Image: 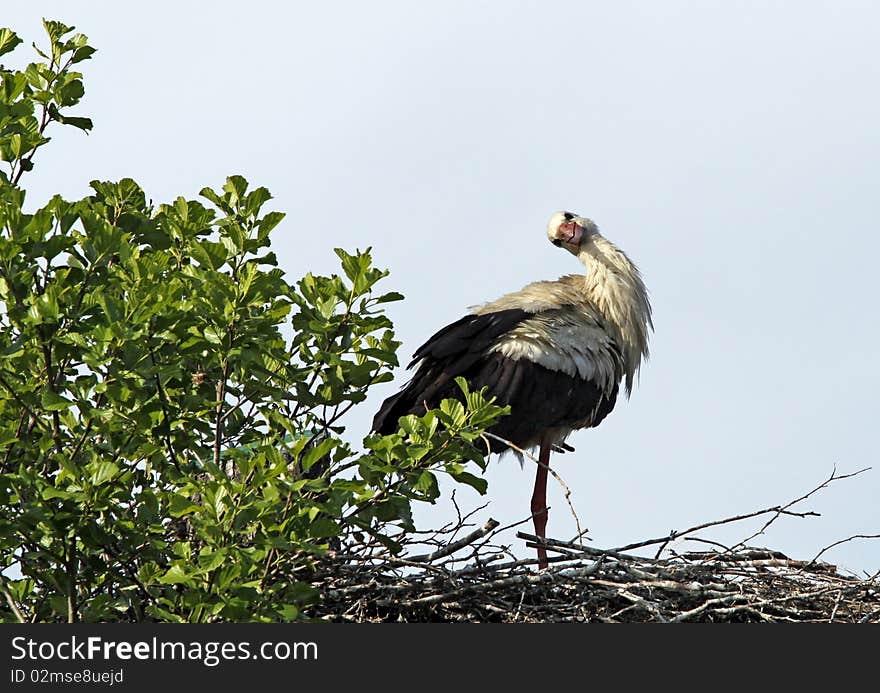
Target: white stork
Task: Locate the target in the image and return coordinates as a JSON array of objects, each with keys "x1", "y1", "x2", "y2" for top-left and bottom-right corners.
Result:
[{"x1": 372, "y1": 211, "x2": 652, "y2": 568}]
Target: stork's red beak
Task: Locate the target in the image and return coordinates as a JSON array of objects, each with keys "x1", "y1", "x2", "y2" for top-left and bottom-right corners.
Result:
[{"x1": 555, "y1": 221, "x2": 583, "y2": 247}]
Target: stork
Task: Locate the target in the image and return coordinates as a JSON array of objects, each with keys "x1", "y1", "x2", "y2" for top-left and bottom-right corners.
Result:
[{"x1": 372, "y1": 212, "x2": 652, "y2": 568}]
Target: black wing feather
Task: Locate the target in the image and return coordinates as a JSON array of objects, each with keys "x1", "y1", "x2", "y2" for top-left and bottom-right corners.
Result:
[
  {"x1": 372, "y1": 309, "x2": 530, "y2": 434},
  {"x1": 409, "y1": 309, "x2": 530, "y2": 366},
  {"x1": 372, "y1": 307, "x2": 620, "y2": 451},
  {"x1": 373, "y1": 309, "x2": 617, "y2": 452}
]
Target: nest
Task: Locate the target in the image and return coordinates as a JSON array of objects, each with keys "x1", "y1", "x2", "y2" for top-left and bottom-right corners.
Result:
[{"x1": 308, "y1": 468, "x2": 880, "y2": 622}]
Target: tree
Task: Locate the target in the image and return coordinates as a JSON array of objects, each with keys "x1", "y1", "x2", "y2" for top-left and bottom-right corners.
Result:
[{"x1": 0, "y1": 20, "x2": 505, "y2": 623}]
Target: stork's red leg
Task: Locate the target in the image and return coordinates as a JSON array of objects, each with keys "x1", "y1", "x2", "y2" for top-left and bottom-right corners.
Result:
[{"x1": 531, "y1": 440, "x2": 551, "y2": 569}]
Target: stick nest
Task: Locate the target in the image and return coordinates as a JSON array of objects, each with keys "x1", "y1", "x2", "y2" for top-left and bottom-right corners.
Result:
[{"x1": 308, "y1": 468, "x2": 880, "y2": 622}]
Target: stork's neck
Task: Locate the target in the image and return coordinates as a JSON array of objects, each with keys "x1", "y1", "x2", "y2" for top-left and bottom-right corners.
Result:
[{"x1": 578, "y1": 235, "x2": 652, "y2": 394}]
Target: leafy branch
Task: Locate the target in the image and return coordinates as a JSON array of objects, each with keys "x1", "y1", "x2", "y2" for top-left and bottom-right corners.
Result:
[
  {"x1": 0, "y1": 21, "x2": 93, "y2": 186},
  {"x1": 0, "y1": 19, "x2": 503, "y2": 623}
]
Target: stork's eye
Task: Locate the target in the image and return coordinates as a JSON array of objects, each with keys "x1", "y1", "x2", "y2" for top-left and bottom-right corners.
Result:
[
  {"x1": 563, "y1": 212, "x2": 574, "y2": 221},
  {"x1": 551, "y1": 239, "x2": 563, "y2": 247}
]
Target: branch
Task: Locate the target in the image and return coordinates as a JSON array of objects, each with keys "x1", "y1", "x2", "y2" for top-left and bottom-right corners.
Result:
[
  {"x1": 213, "y1": 360, "x2": 229, "y2": 468},
  {"x1": 11, "y1": 53, "x2": 76, "y2": 186},
  {"x1": 0, "y1": 576, "x2": 26, "y2": 623},
  {"x1": 148, "y1": 343, "x2": 177, "y2": 467},
  {"x1": 407, "y1": 519, "x2": 500, "y2": 563},
  {"x1": 698, "y1": 466, "x2": 869, "y2": 561},
  {"x1": 516, "y1": 531, "x2": 648, "y2": 563},
  {"x1": 807, "y1": 534, "x2": 880, "y2": 568},
  {"x1": 605, "y1": 466, "x2": 872, "y2": 558},
  {"x1": 66, "y1": 536, "x2": 78, "y2": 623},
  {"x1": 395, "y1": 562, "x2": 604, "y2": 607},
  {"x1": 0, "y1": 373, "x2": 47, "y2": 432}
]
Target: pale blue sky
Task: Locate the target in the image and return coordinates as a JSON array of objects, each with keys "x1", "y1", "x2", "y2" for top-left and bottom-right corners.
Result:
[{"x1": 7, "y1": 2, "x2": 879, "y2": 573}]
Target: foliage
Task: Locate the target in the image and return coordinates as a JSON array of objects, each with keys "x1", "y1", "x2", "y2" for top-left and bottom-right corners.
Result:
[{"x1": 0, "y1": 21, "x2": 505, "y2": 622}]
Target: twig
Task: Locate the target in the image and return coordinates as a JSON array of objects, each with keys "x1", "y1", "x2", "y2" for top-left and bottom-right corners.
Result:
[
  {"x1": 483, "y1": 432, "x2": 586, "y2": 545},
  {"x1": 619, "y1": 466, "x2": 870, "y2": 557},
  {"x1": 213, "y1": 360, "x2": 230, "y2": 468},
  {"x1": 0, "y1": 577, "x2": 26, "y2": 623},
  {"x1": 0, "y1": 372, "x2": 48, "y2": 432},
  {"x1": 397, "y1": 563, "x2": 603, "y2": 607},
  {"x1": 516, "y1": 531, "x2": 648, "y2": 563},
  {"x1": 858, "y1": 608, "x2": 880, "y2": 624},
  {"x1": 706, "y1": 466, "x2": 872, "y2": 561},
  {"x1": 829, "y1": 591, "x2": 844, "y2": 622},
  {"x1": 807, "y1": 534, "x2": 880, "y2": 568},
  {"x1": 407, "y1": 519, "x2": 501, "y2": 563}
]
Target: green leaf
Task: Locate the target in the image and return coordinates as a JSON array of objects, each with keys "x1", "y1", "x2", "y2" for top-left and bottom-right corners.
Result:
[
  {"x1": 57, "y1": 77, "x2": 85, "y2": 106},
  {"x1": 257, "y1": 211, "x2": 285, "y2": 238},
  {"x1": 413, "y1": 471, "x2": 438, "y2": 494},
  {"x1": 71, "y1": 45, "x2": 96, "y2": 64},
  {"x1": 8, "y1": 133, "x2": 22, "y2": 157},
  {"x1": 157, "y1": 565, "x2": 193, "y2": 585},
  {"x1": 91, "y1": 461, "x2": 119, "y2": 485},
  {"x1": 450, "y1": 470, "x2": 488, "y2": 495},
  {"x1": 42, "y1": 19, "x2": 74, "y2": 44},
  {"x1": 191, "y1": 240, "x2": 227, "y2": 270},
  {"x1": 244, "y1": 186, "x2": 271, "y2": 215},
  {"x1": 202, "y1": 325, "x2": 225, "y2": 344},
  {"x1": 48, "y1": 104, "x2": 93, "y2": 132},
  {"x1": 276, "y1": 604, "x2": 299, "y2": 621},
  {"x1": 223, "y1": 175, "x2": 249, "y2": 202},
  {"x1": 309, "y1": 518, "x2": 339, "y2": 537},
  {"x1": 168, "y1": 494, "x2": 202, "y2": 517},
  {"x1": 41, "y1": 390, "x2": 73, "y2": 411},
  {"x1": 41, "y1": 486, "x2": 69, "y2": 500},
  {"x1": 0, "y1": 28, "x2": 22, "y2": 57},
  {"x1": 301, "y1": 437, "x2": 337, "y2": 472},
  {"x1": 197, "y1": 549, "x2": 226, "y2": 572},
  {"x1": 439, "y1": 399, "x2": 466, "y2": 428},
  {"x1": 375, "y1": 291, "x2": 404, "y2": 304}
]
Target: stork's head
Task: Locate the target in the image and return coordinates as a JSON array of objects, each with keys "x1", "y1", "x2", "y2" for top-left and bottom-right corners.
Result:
[{"x1": 547, "y1": 211, "x2": 599, "y2": 255}]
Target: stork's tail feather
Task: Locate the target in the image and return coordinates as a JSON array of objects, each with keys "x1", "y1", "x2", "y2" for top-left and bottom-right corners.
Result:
[{"x1": 371, "y1": 389, "x2": 411, "y2": 435}]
